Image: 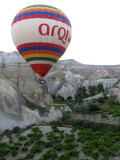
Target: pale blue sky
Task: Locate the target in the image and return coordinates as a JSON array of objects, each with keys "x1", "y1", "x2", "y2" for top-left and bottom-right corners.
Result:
[{"x1": 1, "y1": 0, "x2": 120, "y2": 65}]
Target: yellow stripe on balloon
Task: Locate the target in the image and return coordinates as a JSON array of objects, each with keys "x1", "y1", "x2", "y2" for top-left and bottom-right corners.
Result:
[
  {"x1": 23, "y1": 54, "x2": 59, "y2": 60},
  {"x1": 18, "y1": 6, "x2": 64, "y2": 15},
  {"x1": 28, "y1": 60, "x2": 55, "y2": 65}
]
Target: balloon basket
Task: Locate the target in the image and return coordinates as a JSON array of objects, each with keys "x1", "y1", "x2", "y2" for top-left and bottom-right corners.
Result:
[{"x1": 37, "y1": 79, "x2": 46, "y2": 84}]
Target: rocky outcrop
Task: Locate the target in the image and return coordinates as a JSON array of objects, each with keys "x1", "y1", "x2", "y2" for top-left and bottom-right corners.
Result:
[
  {"x1": 0, "y1": 52, "x2": 53, "y2": 107},
  {"x1": 84, "y1": 93, "x2": 104, "y2": 101},
  {"x1": 1, "y1": 51, "x2": 120, "y2": 100},
  {"x1": 0, "y1": 74, "x2": 46, "y2": 130},
  {"x1": 97, "y1": 78, "x2": 119, "y2": 88},
  {"x1": 107, "y1": 88, "x2": 120, "y2": 102},
  {"x1": 46, "y1": 71, "x2": 83, "y2": 99},
  {"x1": 0, "y1": 74, "x2": 26, "y2": 130},
  {"x1": 0, "y1": 74, "x2": 72, "y2": 131},
  {"x1": 83, "y1": 88, "x2": 120, "y2": 101},
  {"x1": 0, "y1": 74, "x2": 24, "y2": 120}
]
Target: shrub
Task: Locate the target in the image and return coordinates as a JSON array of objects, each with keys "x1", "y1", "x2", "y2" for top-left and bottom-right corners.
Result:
[
  {"x1": 21, "y1": 146, "x2": 28, "y2": 152},
  {"x1": 103, "y1": 91, "x2": 108, "y2": 100},
  {"x1": 64, "y1": 143, "x2": 78, "y2": 150},
  {"x1": 74, "y1": 104, "x2": 88, "y2": 113},
  {"x1": 45, "y1": 141, "x2": 53, "y2": 147},
  {"x1": 75, "y1": 86, "x2": 89, "y2": 101},
  {"x1": 51, "y1": 125, "x2": 60, "y2": 133},
  {"x1": 101, "y1": 113, "x2": 108, "y2": 119},
  {"x1": 14, "y1": 142, "x2": 22, "y2": 146},
  {"x1": 66, "y1": 149, "x2": 79, "y2": 157},
  {"x1": 108, "y1": 97, "x2": 120, "y2": 106},
  {"x1": 18, "y1": 135, "x2": 27, "y2": 141},
  {"x1": 57, "y1": 95, "x2": 65, "y2": 101},
  {"x1": 64, "y1": 137, "x2": 75, "y2": 143},
  {"x1": 55, "y1": 119, "x2": 63, "y2": 126},
  {"x1": 42, "y1": 149, "x2": 58, "y2": 159},
  {"x1": 62, "y1": 112, "x2": 72, "y2": 121},
  {"x1": 97, "y1": 97, "x2": 105, "y2": 104},
  {"x1": 4, "y1": 129, "x2": 10, "y2": 135},
  {"x1": 25, "y1": 153, "x2": 34, "y2": 159},
  {"x1": 52, "y1": 95, "x2": 56, "y2": 99},
  {"x1": 87, "y1": 102, "x2": 100, "y2": 113},
  {"x1": 12, "y1": 127, "x2": 21, "y2": 133},
  {"x1": 97, "y1": 83, "x2": 104, "y2": 93},
  {"x1": 67, "y1": 96, "x2": 72, "y2": 100},
  {"x1": 0, "y1": 157, "x2": 7, "y2": 160},
  {"x1": 53, "y1": 144, "x2": 64, "y2": 151},
  {"x1": 50, "y1": 119, "x2": 63, "y2": 127},
  {"x1": 24, "y1": 138, "x2": 34, "y2": 146},
  {"x1": 32, "y1": 127, "x2": 40, "y2": 133},
  {"x1": 30, "y1": 145, "x2": 42, "y2": 153},
  {"x1": 64, "y1": 117, "x2": 76, "y2": 126},
  {"x1": 11, "y1": 150, "x2": 18, "y2": 157},
  {"x1": 91, "y1": 151, "x2": 99, "y2": 159},
  {"x1": 88, "y1": 85, "x2": 97, "y2": 96},
  {"x1": 74, "y1": 119, "x2": 120, "y2": 132}
]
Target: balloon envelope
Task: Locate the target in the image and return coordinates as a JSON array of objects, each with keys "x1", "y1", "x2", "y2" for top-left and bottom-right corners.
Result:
[{"x1": 11, "y1": 5, "x2": 72, "y2": 77}]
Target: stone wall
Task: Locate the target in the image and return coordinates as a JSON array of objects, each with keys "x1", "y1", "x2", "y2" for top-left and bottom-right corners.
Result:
[{"x1": 76, "y1": 113, "x2": 119, "y2": 126}]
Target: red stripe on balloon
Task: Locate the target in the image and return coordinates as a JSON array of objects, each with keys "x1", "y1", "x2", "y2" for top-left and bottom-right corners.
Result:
[
  {"x1": 21, "y1": 50, "x2": 62, "y2": 57},
  {"x1": 17, "y1": 42, "x2": 66, "y2": 52},
  {"x1": 12, "y1": 14, "x2": 71, "y2": 27},
  {"x1": 30, "y1": 63, "x2": 52, "y2": 77}
]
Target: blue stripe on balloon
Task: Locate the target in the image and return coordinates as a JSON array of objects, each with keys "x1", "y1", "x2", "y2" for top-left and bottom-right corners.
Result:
[
  {"x1": 19, "y1": 46, "x2": 64, "y2": 55},
  {"x1": 13, "y1": 11, "x2": 70, "y2": 25}
]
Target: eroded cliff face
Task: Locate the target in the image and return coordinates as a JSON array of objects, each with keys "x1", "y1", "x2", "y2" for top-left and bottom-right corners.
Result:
[
  {"x1": 0, "y1": 74, "x2": 26, "y2": 130},
  {"x1": 0, "y1": 51, "x2": 54, "y2": 107},
  {"x1": 0, "y1": 74, "x2": 72, "y2": 131},
  {"x1": 46, "y1": 71, "x2": 84, "y2": 99},
  {"x1": 1, "y1": 51, "x2": 120, "y2": 130},
  {"x1": 0, "y1": 52, "x2": 84, "y2": 100},
  {"x1": 0, "y1": 74, "x2": 24, "y2": 119},
  {"x1": 0, "y1": 51, "x2": 120, "y2": 100}
]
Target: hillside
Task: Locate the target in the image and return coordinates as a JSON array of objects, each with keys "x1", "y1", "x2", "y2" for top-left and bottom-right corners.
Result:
[
  {"x1": 0, "y1": 51, "x2": 120, "y2": 100},
  {"x1": 1, "y1": 51, "x2": 120, "y2": 160},
  {"x1": 1, "y1": 51, "x2": 120, "y2": 79}
]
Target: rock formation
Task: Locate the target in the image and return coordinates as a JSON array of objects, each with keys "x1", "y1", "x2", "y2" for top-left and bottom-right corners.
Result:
[
  {"x1": 0, "y1": 51, "x2": 120, "y2": 100},
  {"x1": 46, "y1": 71, "x2": 83, "y2": 99},
  {"x1": 1, "y1": 51, "x2": 120, "y2": 130},
  {"x1": 0, "y1": 73, "x2": 72, "y2": 131}
]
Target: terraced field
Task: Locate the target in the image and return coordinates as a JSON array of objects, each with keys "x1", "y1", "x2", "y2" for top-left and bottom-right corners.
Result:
[{"x1": 0, "y1": 125, "x2": 120, "y2": 160}]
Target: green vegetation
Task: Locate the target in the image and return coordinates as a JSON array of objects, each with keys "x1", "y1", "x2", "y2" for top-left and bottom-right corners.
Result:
[
  {"x1": 53, "y1": 95, "x2": 75, "y2": 104},
  {"x1": 75, "y1": 86, "x2": 89, "y2": 102},
  {"x1": 75, "y1": 83, "x2": 104, "y2": 102},
  {"x1": 0, "y1": 125, "x2": 120, "y2": 160},
  {"x1": 1, "y1": 84, "x2": 120, "y2": 159},
  {"x1": 92, "y1": 96, "x2": 120, "y2": 117},
  {"x1": 68, "y1": 94, "x2": 120, "y2": 118},
  {"x1": 52, "y1": 83, "x2": 105, "y2": 104}
]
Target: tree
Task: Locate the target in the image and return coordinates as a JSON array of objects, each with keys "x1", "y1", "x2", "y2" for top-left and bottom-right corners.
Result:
[
  {"x1": 67, "y1": 96, "x2": 72, "y2": 100},
  {"x1": 97, "y1": 83, "x2": 104, "y2": 93},
  {"x1": 88, "y1": 85, "x2": 97, "y2": 96},
  {"x1": 75, "y1": 86, "x2": 89, "y2": 102},
  {"x1": 57, "y1": 95, "x2": 64, "y2": 101}
]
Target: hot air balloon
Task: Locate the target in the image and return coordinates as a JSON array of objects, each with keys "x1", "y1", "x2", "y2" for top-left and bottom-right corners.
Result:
[{"x1": 11, "y1": 5, "x2": 72, "y2": 82}]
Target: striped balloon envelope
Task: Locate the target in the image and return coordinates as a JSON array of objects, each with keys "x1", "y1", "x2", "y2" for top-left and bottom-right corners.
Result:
[{"x1": 11, "y1": 5, "x2": 72, "y2": 77}]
